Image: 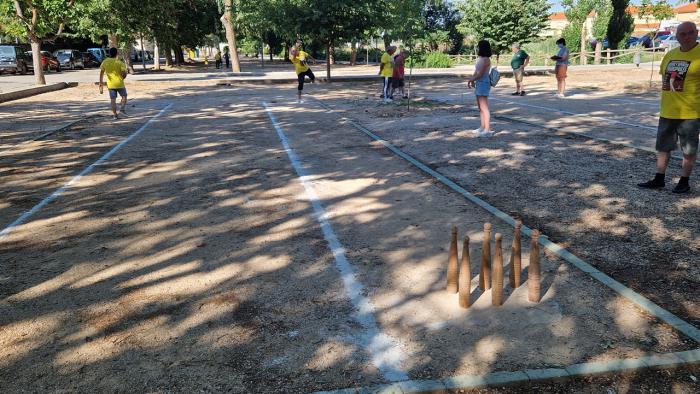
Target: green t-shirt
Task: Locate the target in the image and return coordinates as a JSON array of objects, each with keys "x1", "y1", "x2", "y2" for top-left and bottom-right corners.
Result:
[{"x1": 511, "y1": 49, "x2": 529, "y2": 70}]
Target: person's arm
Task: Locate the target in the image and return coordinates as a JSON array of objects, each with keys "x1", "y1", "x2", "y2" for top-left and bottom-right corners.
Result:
[
  {"x1": 469, "y1": 58, "x2": 489, "y2": 82},
  {"x1": 99, "y1": 68, "x2": 105, "y2": 93},
  {"x1": 121, "y1": 63, "x2": 127, "y2": 79},
  {"x1": 523, "y1": 54, "x2": 530, "y2": 69}
]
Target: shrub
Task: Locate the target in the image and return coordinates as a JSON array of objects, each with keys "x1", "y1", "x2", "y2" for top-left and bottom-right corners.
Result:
[{"x1": 423, "y1": 52, "x2": 453, "y2": 68}]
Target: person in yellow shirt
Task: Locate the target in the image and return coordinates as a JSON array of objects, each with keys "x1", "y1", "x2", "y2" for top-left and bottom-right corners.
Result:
[
  {"x1": 290, "y1": 41, "x2": 317, "y2": 103},
  {"x1": 379, "y1": 46, "x2": 396, "y2": 102},
  {"x1": 98, "y1": 47, "x2": 128, "y2": 120},
  {"x1": 638, "y1": 22, "x2": 700, "y2": 194}
]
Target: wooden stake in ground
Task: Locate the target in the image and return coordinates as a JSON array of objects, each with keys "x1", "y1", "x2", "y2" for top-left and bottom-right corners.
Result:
[
  {"x1": 509, "y1": 220, "x2": 522, "y2": 288},
  {"x1": 492, "y1": 233, "x2": 504, "y2": 306},
  {"x1": 528, "y1": 230, "x2": 541, "y2": 303},
  {"x1": 459, "y1": 236, "x2": 471, "y2": 308},
  {"x1": 447, "y1": 227, "x2": 459, "y2": 293},
  {"x1": 480, "y1": 223, "x2": 491, "y2": 290}
]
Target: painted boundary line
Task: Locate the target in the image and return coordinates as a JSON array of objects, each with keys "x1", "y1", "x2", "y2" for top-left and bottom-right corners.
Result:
[
  {"x1": 0, "y1": 103, "x2": 172, "y2": 243},
  {"x1": 309, "y1": 98, "x2": 700, "y2": 393},
  {"x1": 261, "y1": 101, "x2": 409, "y2": 382},
  {"x1": 312, "y1": 98, "x2": 700, "y2": 344},
  {"x1": 426, "y1": 93, "x2": 698, "y2": 165}
]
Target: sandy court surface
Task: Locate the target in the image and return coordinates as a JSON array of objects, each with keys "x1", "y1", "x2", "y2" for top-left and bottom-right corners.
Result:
[{"x1": 0, "y1": 72, "x2": 698, "y2": 393}]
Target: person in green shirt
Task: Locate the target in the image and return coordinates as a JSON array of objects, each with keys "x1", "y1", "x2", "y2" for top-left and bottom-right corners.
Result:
[{"x1": 510, "y1": 43, "x2": 530, "y2": 96}]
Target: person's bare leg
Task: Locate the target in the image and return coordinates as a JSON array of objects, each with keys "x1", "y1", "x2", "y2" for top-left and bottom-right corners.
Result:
[
  {"x1": 475, "y1": 97, "x2": 484, "y2": 129},
  {"x1": 681, "y1": 154, "x2": 696, "y2": 177},
  {"x1": 561, "y1": 78, "x2": 566, "y2": 95},
  {"x1": 110, "y1": 98, "x2": 118, "y2": 118},
  {"x1": 656, "y1": 151, "x2": 671, "y2": 174},
  {"x1": 479, "y1": 96, "x2": 490, "y2": 131},
  {"x1": 120, "y1": 96, "x2": 127, "y2": 113}
]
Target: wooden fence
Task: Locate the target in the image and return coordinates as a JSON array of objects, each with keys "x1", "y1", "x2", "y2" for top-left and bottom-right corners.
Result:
[{"x1": 449, "y1": 47, "x2": 664, "y2": 67}]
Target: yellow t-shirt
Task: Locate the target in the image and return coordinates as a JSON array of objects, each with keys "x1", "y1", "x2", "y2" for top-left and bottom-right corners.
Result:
[
  {"x1": 659, "y1": 44, "x2": 700, "y2": 119},
  {"x1": 100, "y1": 58, "x2": 126, "y2": 89},
  {"x1": 380, "y1": 52, "x2": 393, "y2": 77},
  {"x1": 290, "y1": 50, "x2": 310, "y2": 74}
]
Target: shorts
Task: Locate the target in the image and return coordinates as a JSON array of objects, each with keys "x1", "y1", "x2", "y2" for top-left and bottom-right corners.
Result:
[
  {"x1": 655, "y1": 117, "x2": 700, "y2": 156},
  {"x1": 475, "y1": 80, "x2": 490, "y2": 97},
  {"x1": 513, "y1": 68, "x2": 524, "y2": 83},
  {"x1": 297, "y1": 69, "x2": 315, "y2": 91},
  {"x1": 555, "y1": 64, "x2": 567, "y2": 79},
  {"x1": 391, "y1": 78, "x2": 404, "y2": 88},
  {"x1": 109, "y1": 88, "x2": 127, "y2": 100}
]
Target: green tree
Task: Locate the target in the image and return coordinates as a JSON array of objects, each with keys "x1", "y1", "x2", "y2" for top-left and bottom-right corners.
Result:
[
  {"x1": 562, "y1": 0, "x2": 601, "y2": 65},
  {"x1": 294, "y1": 0, "x2": 386, "y2": 79},
  {"x1": 607, "y1": 0, "x2": 634, "y2": 50},
  {"x1": 591, "y1": 1, "x2": 612, "y2": 64},
  {"x1": 0, "y1": 0, "x2": 82, "y2": 85},
  {"x1": 638, "y1": 0, "x2": 675, "y2": 84},
  {"x1": 456, "y1": 0, "x2": 549, "y2": 60}
]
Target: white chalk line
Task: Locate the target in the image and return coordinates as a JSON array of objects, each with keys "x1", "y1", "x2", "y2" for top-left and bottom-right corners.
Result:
[
  {"x1": 0, "y1": 103, "x2": 173, "y2": 243},
  {"x1": 312, "y1": 97, "x2": 700, "y2": 344},
  {"x1": 261, "y1": 101, "x2": 409, "y2": 382}
]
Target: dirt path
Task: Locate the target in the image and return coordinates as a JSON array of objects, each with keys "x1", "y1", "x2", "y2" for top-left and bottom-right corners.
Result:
[{"x1": 0, "y1": 76, "x2": 698, "y2": 393}]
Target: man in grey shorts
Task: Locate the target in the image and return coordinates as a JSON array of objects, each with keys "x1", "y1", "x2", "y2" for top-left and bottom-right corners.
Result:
[{"x1": 638, "y1": 21, "x2": 700, "y2": 194}]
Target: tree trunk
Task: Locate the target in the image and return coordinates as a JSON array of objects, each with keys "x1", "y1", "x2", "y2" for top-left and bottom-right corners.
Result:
[
  {"x1": 153, "y1": 38, "x2": 160, "y2": 70},
  {"x1": 109, "y1": 33, "x2": 118, "y2": 48},
  {"x1": 580, "y1": 22, "x2": 587, "y2": 65},
  {"x1": 140, "y1": 35, "x2": 147, "y2": 71},
  {"x1": 175, "y1": 46, "x2": 185, "y2": 64},
  {"x1": 30, "y1": 39, "x2": 45, "y2": 85},
  {"x1": 326, "y1": 41, "x2": 332, "y2": 80},
  {"x1": 165, "y1": 48, "x2": 173, "y2": 67},
  {"x1": 123, "y1": 43, "x2": 135, "y2": 73},
  {"x1": 284, "y1": 45, "x2": 290, "y2": 62},
  {"x1": 350, "y1": 41, "x2": 357, "y2": 66},
  {"x1": 594, "y1": 41, "x2": 602, "y2": 65},
  {"x1": 221, "y1": 0, "x2": 241, "y2": 72},
  {"x1": 329, "y1": 46, "x2": 335, "y2": 65}
]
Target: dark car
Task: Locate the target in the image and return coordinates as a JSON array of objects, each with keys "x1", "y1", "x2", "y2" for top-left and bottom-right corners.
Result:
[
  {"x1": 53, "y1": 49, "x2": 85, "y2": 70},
  {"x1": 25, "y1": 51, "x2": 62, "y2": 73},
  {"x1": 0, "y1": 45, "x2": 30, "y2": 74},
  {"x1": 81, "y1": 52, "x2": 100, "y2": 68}
]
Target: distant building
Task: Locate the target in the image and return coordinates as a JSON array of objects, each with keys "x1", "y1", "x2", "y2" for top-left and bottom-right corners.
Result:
[{"x1": 544, "y1": 3, "x2": 699, "y2": 39}]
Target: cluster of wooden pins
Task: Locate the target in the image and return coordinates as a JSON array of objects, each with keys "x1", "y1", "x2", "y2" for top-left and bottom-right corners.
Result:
[{"x1": 446, "y1": 222, "x2": 541, "y2": 308}]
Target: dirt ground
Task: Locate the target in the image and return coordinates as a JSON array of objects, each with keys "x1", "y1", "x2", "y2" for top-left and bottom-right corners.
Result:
[{"x1": 0, "y1": 68, "x2": 698, "y2": 393}]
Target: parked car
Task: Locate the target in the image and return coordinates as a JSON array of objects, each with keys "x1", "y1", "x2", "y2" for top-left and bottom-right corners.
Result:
[
  {"x1": 0, "y1": 45, "x2": 30, "y2": 74},
  {"x1": 53, "y1": 49, "x2": 85, "y2": 70},
  {"x1": 41, "y1": 51, "x2": 61, "y2": 71},
  {"x1": 87, "y1": 47, "x2": 106, "y2": 63},
  {"x1": 24, "y1": 51, "x2": 61, "y2": 73},
  {"x1": 81, "y1": 52, "x2": 100, "y2": 68}
]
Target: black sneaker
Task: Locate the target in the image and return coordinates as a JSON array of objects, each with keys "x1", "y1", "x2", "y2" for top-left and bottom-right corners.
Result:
[
  {"x1": 520, "y1": 91, "x2": 526, "y2": 96},
  {"x1": 672, "y1": 182, "x2": 690, "y2": 194},
  {"x1": 511, "y1": 92, "x2": 520, "y2": 96},
  {"x1": 638, "y1": 178, "x2": 665, "y2": 189}
]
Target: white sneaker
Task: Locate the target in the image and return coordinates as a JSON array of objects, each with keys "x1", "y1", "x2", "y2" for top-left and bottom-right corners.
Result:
[
  {"x1": 471, "y1": 127, "x2": 483, "y2": 135},
  {"x1": 556, "y1": 93, "x2": 565, "y2": 98},
  {"x1": 297, "y1": 99, "x2": 305, "y2": 104},
  {"x1": 477, "y1": 130, "x2": 495, "y2": 138}
]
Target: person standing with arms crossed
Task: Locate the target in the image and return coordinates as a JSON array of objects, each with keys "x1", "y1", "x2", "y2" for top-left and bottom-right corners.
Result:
[
  {"x1": 510, "y1": 43, "x2": 530, "y2": 96},
  {"x1": 551, "y1": 38, "x2": 569, "y2": 98},
  {"x1": 99, "y1": 47, "x2": 128, "y2": 120},
  {"x1": 390, "y1": 49, "x2": 407, "y2": 99},
  {"x1": 638, "y1": 21, "x2": 700, "y2": 194}
]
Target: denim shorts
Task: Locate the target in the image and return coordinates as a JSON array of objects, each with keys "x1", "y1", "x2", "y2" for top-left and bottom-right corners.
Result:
[
  {"x1": 475, "y1": 80, "x2": 491, "y2": 97},
  {"x1": 109, "y1": 88, "x2": 127, "y2": 99},
  {"x1": 656, "y1": 117, "x2": 700, "y2": 156}
]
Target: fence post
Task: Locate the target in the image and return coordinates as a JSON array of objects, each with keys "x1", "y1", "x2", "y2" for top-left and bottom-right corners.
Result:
[{"x1": 606, "y1": 48, "x2": 611, "y2": 65}]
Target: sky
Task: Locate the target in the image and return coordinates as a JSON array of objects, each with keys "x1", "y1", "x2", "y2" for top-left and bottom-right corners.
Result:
[{"x1": 549, "y1": 1, "x2": 649, "y2": 12}]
